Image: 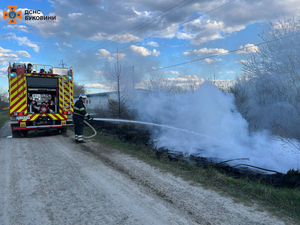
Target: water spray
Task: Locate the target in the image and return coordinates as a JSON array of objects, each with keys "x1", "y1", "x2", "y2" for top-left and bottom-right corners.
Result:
[{"x1": 91, "y1": 118, "x2": 215, "y2": 140}]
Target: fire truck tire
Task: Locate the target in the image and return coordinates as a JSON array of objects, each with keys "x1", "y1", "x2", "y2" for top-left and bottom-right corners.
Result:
[
  {"x1": 12, "y1": 130, "x2": 21, "y2": 138},
  {"x1": 21, "y1": 130, "x2": 28, "y2": 137},
  {"x1": 52, "y1": 129, "x2": 60, "y2": 135},
  {"x1": 61, "y1": 128, "x2": 67, "y2": 133}
]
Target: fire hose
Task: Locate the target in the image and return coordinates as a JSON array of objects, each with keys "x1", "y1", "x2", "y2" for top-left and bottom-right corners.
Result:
[{"x1": 83, "y1": 120, "x2": 97, "y2": 139}]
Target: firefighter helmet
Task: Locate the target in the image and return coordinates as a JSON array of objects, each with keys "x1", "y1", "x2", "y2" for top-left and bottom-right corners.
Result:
[{"x1": 79, "y1": 93, "x2": 87, "y2": 99}]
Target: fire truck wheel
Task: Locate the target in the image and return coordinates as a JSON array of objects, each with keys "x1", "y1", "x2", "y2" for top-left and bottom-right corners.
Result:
[
  {"x1": 21, "y1": 131, "x2": 28, "y2": 137},
  {"x1": 52, "y1": 129, "x2": 60, "y2": 135},
  {"x1": 61, "y1": 128, "x2": 67, "y2": 133},
  {"x1": 12, "y1": 130, "x2": 21, "y2": 138}
]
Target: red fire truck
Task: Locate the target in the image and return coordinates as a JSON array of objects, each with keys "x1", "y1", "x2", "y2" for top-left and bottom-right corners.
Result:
[{"x1": 8, "y1": 62, "x2": 74, "y2": 137}]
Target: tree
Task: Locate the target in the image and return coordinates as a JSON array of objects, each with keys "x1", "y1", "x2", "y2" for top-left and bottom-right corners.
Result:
[
  {"x1": 73, "y1": 82, "x2": 86, "y2": 97},
  {"x1": 109, "y1": 50, "x2": 129, "y2": 119},
  {"x1": 242, "y1": 16, "x2": 300, "y2": 78},
  {"x1": 235, "y1": 16, "x2": 300, "y2": 139},
  {"x1": 0, "y1": 88, "x2": 9, "y2": 109},
  {"x1": 137, "y1": 77, "x2": 194, "y2": 94}
]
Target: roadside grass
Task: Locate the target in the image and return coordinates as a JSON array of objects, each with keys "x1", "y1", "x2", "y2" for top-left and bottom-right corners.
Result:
[
  {"x1": 0, "y1": 110, "x2": 9, "y2": 128},
  {"x1": 83, "y1": 126, "x2": 300, "y2": 224}
]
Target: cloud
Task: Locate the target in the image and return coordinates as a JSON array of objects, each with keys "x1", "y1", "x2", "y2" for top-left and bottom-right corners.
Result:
[
  {"x1": 203, "y1": 58, "x2": 221, "y2": 64},
  {"x1": 237, "y1": 44, "x2": 259, "y2": 54},
  {"x1": 94, "y1": 49, "x2": 126, "y2": 61},
  {"x1": 170, "y1": 71, "x2": 179, "y2": 75},
  {"x1": 0, "y1": 33, "x2": 40, "y2": 52},
  {"x1": 63, "y1": 42, "x2": 73, "y2": 48},
  {"x1": 18, "y1": 8, "x2": 63, "y2": 38},
  {"x1": 176, "y1": 32, "x2": 195, "y2": 40},
  {"x1": 16, "y1": 0, "x2": 299, "y2": 88},
  {"x1": 180, "y1": 19, "x2": 245, "y2": 45},
  {"x1": 4, "y1": 25, "x2": 31, "y2": 32},
  {"x1": 152, "y1": 49, "x2": 161, "y2": 57},
  {"x1": 8, "y1": 1, "x2": 299, "y2": 47},
  {"x1": 68, "y1": 12, "x2": 83, "y2": 19},
  {"x1": 96, "y1": 49, "x2": 111, "y2": 58},
  {"x1": 183, "y1": 48, "x2": 229, "y2": 57},
  {"x1": 54, "y1": 42, "x2": 73, "y2": 49},
  {"x1": 89, "y1": 33, "x2": 140, "y2": 43},
  {"x1": 84, "y1": 83, "x2": 111, "y2": 90},
  {"x1": 165, "y1": 75, "x2": 205, "y2": 86},
  {"x1": 130, "y1": 45, "x2": 151, "y2": 56},
  {"x1": 0, "y1": 47, "x2": 31, "y2": 65},
  {"x1": 219, "y1": 71, "x2": 236, "y2": 74},
  {"x1": 0, "y1": 67, "x2": 8, "y2": 77},
  {"x1": 16, "y1": 51, "x2": 31, "y2": 58},
  {"x1": 0, "y1": 52, "x2": 19, "y2": 65},
  {"x1": 237, "y1": 59, "x2": 249, "y2": 64},
  {"x1": 129, "y1": 45, "x2": 160, "y2": 57},
  {"x1": 94, "y1": 70, "x2": 102, "y2": 76},
  {"x1": 0, "y1": 47, "x2": 12, "y2": 53},
  {"x1": 146, "y1": 41, "x2": 159, "y2": 47},
  {"x1": 14, "y1": 36, "x2": 40, "y2": 52},
  {"x1": 113, "y1": 53, "x2": 126, "y2": 61}
]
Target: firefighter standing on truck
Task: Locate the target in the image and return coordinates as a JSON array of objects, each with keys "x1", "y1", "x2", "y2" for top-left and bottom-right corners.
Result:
[{"x1": 73, "y1": 93, "x2": 93, "y2": 143}]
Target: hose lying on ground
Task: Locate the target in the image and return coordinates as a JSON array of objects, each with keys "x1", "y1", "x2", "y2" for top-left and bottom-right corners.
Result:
[{"x1": 83, "y1": 120, "x2": 97, "y2": 139}]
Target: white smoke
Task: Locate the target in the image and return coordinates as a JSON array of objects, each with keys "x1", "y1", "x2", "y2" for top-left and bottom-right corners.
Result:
[{"x1": 130, "y1": 82, "x2": 300, "y2": 173}]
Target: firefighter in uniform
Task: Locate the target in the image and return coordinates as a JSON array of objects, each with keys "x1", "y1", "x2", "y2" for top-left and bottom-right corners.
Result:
[{"x1": 73, "y1": 93, "x2": 93, "y2": 143}]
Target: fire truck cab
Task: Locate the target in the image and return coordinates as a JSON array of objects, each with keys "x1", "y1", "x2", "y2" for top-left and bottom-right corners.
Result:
[{"x1": 8, "y1": 62, "x2": 74, "y2": 137}]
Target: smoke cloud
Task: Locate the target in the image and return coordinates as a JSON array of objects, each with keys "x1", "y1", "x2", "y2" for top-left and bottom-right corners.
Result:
[{"x1": 130, "y1": 82, "x2": 300, "y2": 173}]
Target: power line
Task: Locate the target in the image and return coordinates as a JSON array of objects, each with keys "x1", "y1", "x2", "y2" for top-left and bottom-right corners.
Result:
[
  {"x1": 73, "y1": 32, "x2": 300, "y2": 84},
  {"x1": 65, "y1": 0, "x2": 196, "y2": 63},
  {"x1": 137, "y1": 32, "x2": 300, "y2": 74},
  {"x1": 67, "y1": 0, "x2": 235, "y2": 64},
  {"x1": 125, "y1": 0, "x2": 195, "y2": 36},
  {"x1": 119, "y1": 0, "x2": 235, "y2": 52}
]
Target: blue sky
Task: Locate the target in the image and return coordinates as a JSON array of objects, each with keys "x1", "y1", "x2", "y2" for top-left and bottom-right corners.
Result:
[{"x1": 0, "y1": 0, "x2": 299, "y2": 93}]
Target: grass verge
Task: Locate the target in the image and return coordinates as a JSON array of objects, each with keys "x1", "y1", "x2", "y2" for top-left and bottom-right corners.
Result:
[
  {"x1": 0, "y1": 110, "x2": 9, "y2": 128},
  {"x1": 83, "y1": 126, "x2": 300, "y2": 224}
]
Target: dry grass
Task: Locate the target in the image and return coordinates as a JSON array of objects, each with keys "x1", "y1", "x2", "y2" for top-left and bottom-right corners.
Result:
[
  {"x1": 0, "y1": 110, "x2": 9, "y2": 128},
  {"x1": 84, "y1": 128, "x2": 300, "y2": 224}
]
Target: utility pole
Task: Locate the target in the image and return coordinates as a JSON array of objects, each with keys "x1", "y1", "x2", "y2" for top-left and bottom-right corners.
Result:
[
  {"x1": 59, "y1": 59, "x2": 67, "y2": 68},
  {"x1": 124, "y1": 66, "x2": 135, "y2": 89},
  {"x1": 116, "y1": 49, "x2": 121, "y2": 119},
  {"x1": 132, "y1": 66, "x2": 135, "y2": 90}
]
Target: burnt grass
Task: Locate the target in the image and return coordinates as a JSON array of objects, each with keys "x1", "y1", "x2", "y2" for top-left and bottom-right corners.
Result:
[{"x1": 90, "y1": 120, "x2": 300, "y2": 189}]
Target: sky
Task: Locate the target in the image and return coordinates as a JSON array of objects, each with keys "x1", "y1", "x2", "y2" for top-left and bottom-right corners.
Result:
[{"x1": 0, "y1": 0, "x2": 300, "y2": 93}]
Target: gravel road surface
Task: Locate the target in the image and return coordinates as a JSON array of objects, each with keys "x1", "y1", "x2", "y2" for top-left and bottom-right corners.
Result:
[{"x1": 0, "y1": 122, "x2": 290, "y2": 225}]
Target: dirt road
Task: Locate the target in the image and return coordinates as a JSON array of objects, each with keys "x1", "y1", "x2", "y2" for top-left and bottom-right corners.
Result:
[{"x1": 0, "y1": 122, "x2": 289, "y2": 225}]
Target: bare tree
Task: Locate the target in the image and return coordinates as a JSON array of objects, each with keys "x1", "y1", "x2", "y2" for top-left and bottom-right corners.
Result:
[
  {"x1": 235, "y1": 15, "x2": 300, "y2": 139},
  {"x1": 0, "y1": 89, "x2": 9, "y2": 109},
  {"x1": 109, "y1": 50, "x2": 129, "y2": 118},
  {"x1": 0, "y1": 92, "x2": 9, "y2": 110},
  {"x1": 73, "y1": 82, "x2": 86, "y2": 97},
  {"x1": 137, "y1": 77, "x2": 192, "y2": 94}
]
